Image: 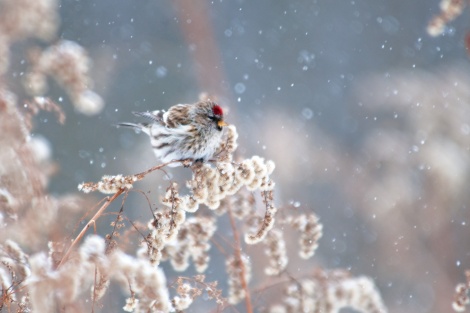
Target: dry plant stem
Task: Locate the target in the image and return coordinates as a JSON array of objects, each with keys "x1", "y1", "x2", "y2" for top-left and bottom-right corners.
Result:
[
  {"x1": 227, "y1": 206, "x2": 253, "y2": 313},
  {"x1": 134, "y1": 159, "x2": 184, "y2": 179},
  {"x1": 251, "y1": 273, "x2": 302, "y2": 294},
  {"x1": 61, "y1": 159, "x2": 185, "y2": 268},
  {"x1": 210, "y1": 237, "x2": 229, "y2": 258},
  {"x1": 92, "y1": 266, "x2": 98, "y2": 313},
  {"x1": 56, "y1": 189, "x2": 124, "y2": 269}
]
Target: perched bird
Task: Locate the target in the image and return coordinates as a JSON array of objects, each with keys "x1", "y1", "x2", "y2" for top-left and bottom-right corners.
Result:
[{"x1": 118, "y1": 100, "x2": 228, "y2": 166}]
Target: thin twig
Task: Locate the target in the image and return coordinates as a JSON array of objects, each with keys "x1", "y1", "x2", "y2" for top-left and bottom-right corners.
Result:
[
  {"x1": 134, "y1": 189, "x2": 158, "y2": 220},
  {"x1": 91, "y1": 265, "x2": 98, "y2": 313},
  {"x1": 56, "y1": 189, "x2": 124, "y2": 269},
  {"x1": 210, "y1": 236, "x2": 229, "y2": 258},
  {"x1": 58, "y1": 159, "x2": 190, "y2": 269},
  {"x1": 134, "y1": 159, "x2": 189, "y2": 179},
  {"x1": 68, "y1": 197, "x2": 108, "y2": 241}
]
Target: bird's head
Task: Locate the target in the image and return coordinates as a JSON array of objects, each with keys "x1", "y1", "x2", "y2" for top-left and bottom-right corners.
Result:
[{"x1": 208, "y1": 102, "x2": 228, "y2": 131}]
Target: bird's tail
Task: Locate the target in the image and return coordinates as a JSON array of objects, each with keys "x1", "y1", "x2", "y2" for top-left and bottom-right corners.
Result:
[
  {"x1": 116, "y1": 122, "x2": 141, "y2": 129},
  {"x1": 115, "y1": 122, "x2": 150, "y2": 135}
]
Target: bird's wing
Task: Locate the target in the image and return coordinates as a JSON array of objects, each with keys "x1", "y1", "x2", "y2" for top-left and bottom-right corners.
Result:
[{"x1": 163, "y1": 104, "x2": 192, "y2": 128}]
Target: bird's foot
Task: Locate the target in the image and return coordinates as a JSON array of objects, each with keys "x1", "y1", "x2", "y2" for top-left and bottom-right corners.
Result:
[
  {"x1": 181, "y1": 159, "x2": 193, "y2": 168},
  {"x1": 191, "y1": 158, "x2": 205, "y2": 168}
]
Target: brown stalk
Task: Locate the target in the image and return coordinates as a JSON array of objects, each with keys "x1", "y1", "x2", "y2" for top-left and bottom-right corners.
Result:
[
  {"x1": 56, "y1": 189, "x2": 124, "y2": 269},
  {"x1": 227, "y1": 206, "x2": 253, "y2": 313},
  {"x1": 134, "y1": 159, "x2": 182, "y2": 179},
  {"x1": 173, "y1": 0, "x2": 227, "y2": 98},
  {"x1": 57, "y1": 159, "x2": 187, "y2": 269}
]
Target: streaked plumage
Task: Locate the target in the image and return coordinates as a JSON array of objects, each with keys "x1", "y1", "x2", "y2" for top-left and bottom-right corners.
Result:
[{"x1": 118, "y1": 100, "x2": 227, "y2": 166}]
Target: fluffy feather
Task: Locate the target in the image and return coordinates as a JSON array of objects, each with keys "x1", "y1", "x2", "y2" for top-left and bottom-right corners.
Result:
[{"x1": 118, "y1": 100, "x2": 227, "y2": 166}]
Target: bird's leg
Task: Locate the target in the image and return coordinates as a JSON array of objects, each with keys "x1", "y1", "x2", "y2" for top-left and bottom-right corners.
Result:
[{"x1": 191, "y1": 158, "x2": 205, "y2": 167}]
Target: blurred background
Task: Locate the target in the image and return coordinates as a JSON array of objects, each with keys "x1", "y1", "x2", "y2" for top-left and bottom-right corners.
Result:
[{"x1": 9, "y1": 0, "x2": 470, "y2": 312}]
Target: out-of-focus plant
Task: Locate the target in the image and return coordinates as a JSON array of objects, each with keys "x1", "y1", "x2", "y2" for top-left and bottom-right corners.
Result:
[{"x1": 0, "y1": 1, "x2": 388, "y2": 312}]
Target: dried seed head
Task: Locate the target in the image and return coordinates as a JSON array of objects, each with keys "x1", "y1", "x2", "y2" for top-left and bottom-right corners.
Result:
[
  {"x1": 226, "y1": 254, "x2": 251, "y2": 305},
  {"x1": 264, "y1": 228, "x2": 288, "y2": 276},
  {"x1": 289, "y1": 213, "x2": 323, "y2": 259}
]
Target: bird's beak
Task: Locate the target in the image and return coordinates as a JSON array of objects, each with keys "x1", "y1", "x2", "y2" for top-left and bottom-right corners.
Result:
[{"x1": 217, "y1": 120, "x2": 228, "y2": 127}]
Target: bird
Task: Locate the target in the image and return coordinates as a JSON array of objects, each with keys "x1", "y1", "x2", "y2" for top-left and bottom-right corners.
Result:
[{"x1": 118, "y1": 100, "x2": 228, "y2": 166}]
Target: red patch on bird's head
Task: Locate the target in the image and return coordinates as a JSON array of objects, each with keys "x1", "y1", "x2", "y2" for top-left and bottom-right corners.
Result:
[{"x1": 212, "y1": 104, "x2": 223, "y2": 116}]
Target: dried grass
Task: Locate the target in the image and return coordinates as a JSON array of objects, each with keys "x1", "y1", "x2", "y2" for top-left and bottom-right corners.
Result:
[{"x1": 0, "y1": 1, "x2": 387, "y2": 312}]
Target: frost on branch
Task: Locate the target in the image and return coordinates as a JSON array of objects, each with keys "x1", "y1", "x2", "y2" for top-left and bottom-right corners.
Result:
[
  {"x1": 90, "y1": 125, "x2": 276, "y2": 258},
  {"x1": 24, "y1": 236, "x2": 171, "y2": 313},
  {"x1": 287, "y1": 213, "x2": 323, "y2": 259},
  {"x1": 68, "y1": 114, "x2": 386, "y2": 312},
  {"x1": 24, "y1": 40, "x2": 104, "y2": 115},
  {"x1": 171, "y1": 275, "x2": 224, "y2": 310},
  {"x1": 0, "y1": 0, "x2": 59, "y2": 75},
  {"x1": 185, "y1": 157, "x2": 278, "y2": 210},
  {"x1": 452, "y1": 270, "x2": 470, "y2": 312},
  {"x1": 269, "y1": 270, "x2": 387, "y2": 313},
  {"x1": 0, "y1": 1, "x2": 103, "y2": 115},
  {"x1": 176, "y1": 126, "x2": 276, "y2": 243},
  {"x1": 226, "y1": 253, "x2": 251, "y2": 305},
  {"x1": 263, "y1": 228, "x2": 288, "y2": 276},
  {"x1": 214, "y1": 124, "x2": 239, "y2": 162},
  {"x1": 78, "y1": 174, "x2": 137, "y2": 194},
  {"x1": 427, "y1": 0, "x2": 466, "y2": 36},
  {"x1": 139, "y1": 182, "x2": 188, "y2": 266},
  {"x1": 162, "y1": 216, "x2": 217, "y2": 273}
]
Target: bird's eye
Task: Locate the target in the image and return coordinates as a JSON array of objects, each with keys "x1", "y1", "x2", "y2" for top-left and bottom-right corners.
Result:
[{"x1": 208, "y1": 115, "x2": 217, "y2": 121}]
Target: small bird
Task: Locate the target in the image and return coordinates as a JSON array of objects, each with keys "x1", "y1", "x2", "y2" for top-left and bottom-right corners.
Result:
[{"x1": 118, "y1": 100, "x2": 228, "y2": 166}]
